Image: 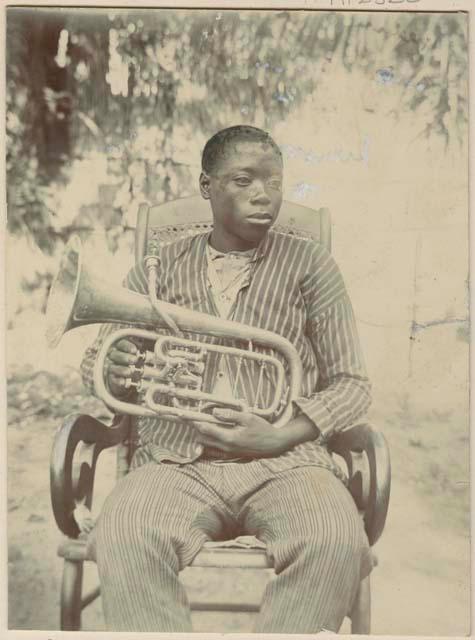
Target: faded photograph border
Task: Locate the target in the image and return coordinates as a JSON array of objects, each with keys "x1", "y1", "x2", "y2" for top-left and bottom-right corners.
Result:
[{"x1": 1, "y1": 0, "x2": 473, "y2": 638}]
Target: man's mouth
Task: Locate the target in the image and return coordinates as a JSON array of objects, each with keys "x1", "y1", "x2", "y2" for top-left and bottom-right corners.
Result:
[{"x1": 246, "y1": 212, "x2": 273, "y2": 223}]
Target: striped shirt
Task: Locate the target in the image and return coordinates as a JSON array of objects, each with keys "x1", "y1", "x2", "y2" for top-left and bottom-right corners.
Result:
[{"x1": 80, "y1": 229, "x2": 371, "y2": 475}]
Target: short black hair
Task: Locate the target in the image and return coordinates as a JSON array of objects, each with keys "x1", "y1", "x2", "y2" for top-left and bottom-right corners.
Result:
[{"x1": 201, "y1": 125, "x2": 282, "y2": 175}]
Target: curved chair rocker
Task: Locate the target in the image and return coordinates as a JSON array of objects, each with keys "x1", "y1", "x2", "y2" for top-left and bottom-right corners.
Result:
[{"x1": 50, "y1": 196, "x2": 391, "y2": 633}]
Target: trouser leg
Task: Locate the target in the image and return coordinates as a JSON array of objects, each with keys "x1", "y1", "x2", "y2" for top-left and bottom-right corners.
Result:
[
  {"x1": 88, "y1": 462, "x2": 231, "y2": 632},
  {"x1": 242, "y1": 466, "x2": 371, "y2": 634}
]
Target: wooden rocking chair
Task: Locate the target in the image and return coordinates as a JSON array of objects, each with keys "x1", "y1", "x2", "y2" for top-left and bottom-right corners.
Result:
[{"x1": 50, "y1": 196, "x2": 391, "y2": 633}]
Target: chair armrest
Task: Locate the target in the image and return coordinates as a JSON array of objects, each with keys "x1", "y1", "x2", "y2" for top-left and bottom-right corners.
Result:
[
  {"x1": 50, "y1": 413, "x2": 130, "y2": 538},
  {"x1": 329, "y1": 423, "x2": 391, "y2": 546}
]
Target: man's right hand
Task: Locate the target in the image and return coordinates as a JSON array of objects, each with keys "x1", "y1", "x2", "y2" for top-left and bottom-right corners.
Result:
[{"x1": 105, "y1": 338, "x2": 139, "y2": 397}]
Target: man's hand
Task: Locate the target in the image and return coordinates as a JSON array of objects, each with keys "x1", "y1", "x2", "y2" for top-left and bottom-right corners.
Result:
[
  {"x1": 105, "y1": 338, "x2": 138, "y2": 397},
  {"x1": 194, "y1": 408, "x2": 289, "y2": 458}
]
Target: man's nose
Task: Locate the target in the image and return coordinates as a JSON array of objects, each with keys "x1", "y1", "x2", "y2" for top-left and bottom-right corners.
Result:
[{"x1": 250, "y1": 181, "x2": 271, "y2": 204}]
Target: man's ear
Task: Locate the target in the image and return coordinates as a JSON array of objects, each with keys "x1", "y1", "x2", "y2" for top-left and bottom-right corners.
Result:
[{"x1": 199, "y1": 172, "x2": 211, "y2": 200}]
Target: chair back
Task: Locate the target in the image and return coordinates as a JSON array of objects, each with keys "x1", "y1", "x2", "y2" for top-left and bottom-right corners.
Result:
[{"x1": 135, "y1": 195, "x2": 331, "y2": 263}]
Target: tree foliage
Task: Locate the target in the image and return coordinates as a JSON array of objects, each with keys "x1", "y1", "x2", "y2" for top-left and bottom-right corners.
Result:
[{"x1": 6, "y1": 8, "x2": 468, "y2": 254}]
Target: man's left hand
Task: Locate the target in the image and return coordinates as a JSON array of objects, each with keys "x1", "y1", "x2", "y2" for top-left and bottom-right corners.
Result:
[{"x1": 194, "y1": 408, "x2": 288, "y2": 458}]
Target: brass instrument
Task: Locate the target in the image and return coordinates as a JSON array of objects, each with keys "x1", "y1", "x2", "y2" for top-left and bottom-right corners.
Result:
[{"x1": 46, "y1": 236, "x2": 303, "y2": 428}]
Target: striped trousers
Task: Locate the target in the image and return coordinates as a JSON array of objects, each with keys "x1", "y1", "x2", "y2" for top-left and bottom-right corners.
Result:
[{"x1": 88, "y1": 459, "x2": 371, "y2": 633}]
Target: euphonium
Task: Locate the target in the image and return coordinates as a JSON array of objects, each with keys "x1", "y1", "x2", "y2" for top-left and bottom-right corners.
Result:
[{"x1": 46, "y1": 236, "x2": 303, "y2": 428}]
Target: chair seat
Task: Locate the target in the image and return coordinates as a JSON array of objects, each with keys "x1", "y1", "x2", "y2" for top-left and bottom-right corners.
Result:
[
  {"x1": 58, "y1": 534, "x2": 378, "y2": 571},
  {"x1": 58, "y1": 535, "x2": 273, "y2": 569}
]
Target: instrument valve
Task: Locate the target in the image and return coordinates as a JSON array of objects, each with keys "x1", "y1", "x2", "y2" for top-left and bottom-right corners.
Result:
[
  {"x1": 124, "y1": 378, "x2": 142, "y2": 390},
  {"x1": 130, "y1": 367, "x2": 143, "y2": 384},
  {"x1": 135, "y1": 351, "x2": 147, "y2": 367}
]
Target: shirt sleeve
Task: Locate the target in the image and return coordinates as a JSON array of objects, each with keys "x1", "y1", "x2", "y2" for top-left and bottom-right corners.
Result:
[
  {"x1": 80, "y1": 259, "x2": 150, "y2": 395},
  {"x1": 293, "y1": 244, "x2": 372, "y2": 437}
]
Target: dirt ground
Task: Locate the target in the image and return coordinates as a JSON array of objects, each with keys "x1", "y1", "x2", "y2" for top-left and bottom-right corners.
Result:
[{"x1": 6, "y1": 318, "x2": 470, "y2": 635}]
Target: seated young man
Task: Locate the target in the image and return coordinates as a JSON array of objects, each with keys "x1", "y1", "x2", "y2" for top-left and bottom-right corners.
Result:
[{"x1": 81, "y1": 125, "x2": 372, "y2": 633}]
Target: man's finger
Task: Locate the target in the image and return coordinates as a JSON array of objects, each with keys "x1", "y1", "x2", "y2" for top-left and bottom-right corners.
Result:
[
  {"x1": 108, "y1": 365, "x2": 132, "y2": 380},
  {"x1": 116, "y1": 339, "x2": 138, "y2": 354},
  {"x1": 195, "y1": 422, "x2": 234, "y2": 443},
  {"x1": 195, "y1": 434, "x2": 230, "y2": 452},
  {"x1": 110, "y1": 374, "x2": 126, "y2": 388},
  {"x1": 109, "y1": 349, "x2": 137, "y2": 365},
  {"x1": 212, "y1": 408, "x2": 250, "y2": 425}
]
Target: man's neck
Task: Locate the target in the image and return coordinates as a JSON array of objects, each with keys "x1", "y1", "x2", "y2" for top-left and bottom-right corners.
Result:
[{"x1": 209, "y1": 229, "x2": 263, "y2": 253}]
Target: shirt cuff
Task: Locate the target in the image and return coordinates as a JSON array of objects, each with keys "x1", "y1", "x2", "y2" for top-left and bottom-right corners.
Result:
[{"x1": 293, "y1": 395, "x2": 333, "y2": 436}]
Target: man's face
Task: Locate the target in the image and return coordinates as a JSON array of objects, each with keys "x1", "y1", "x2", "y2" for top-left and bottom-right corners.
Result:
[{"x1": 200, "y1": 141, "x2": 283, "y2": 250}]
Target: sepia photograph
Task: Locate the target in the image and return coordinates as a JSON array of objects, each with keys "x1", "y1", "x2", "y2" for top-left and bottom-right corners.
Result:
[{"x1": 4, "y1": 3, "x2": 470, "y2": 636}]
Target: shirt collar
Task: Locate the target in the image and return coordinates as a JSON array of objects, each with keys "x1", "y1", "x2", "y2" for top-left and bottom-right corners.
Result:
[
  {"x1": 204, "y1": 229, "x2": 273, "y2": 262},
  {"x1": 207, "y1": 244, "x2": 255, "y2": 261}
]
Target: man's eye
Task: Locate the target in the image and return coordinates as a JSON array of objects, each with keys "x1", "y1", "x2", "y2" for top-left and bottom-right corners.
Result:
[
  {"x1": 234, "y1": 177, "x2": 251, "y2": 186},
  {"x1": 268, "y1": 180, "x2": 282, "y2": 190}
]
